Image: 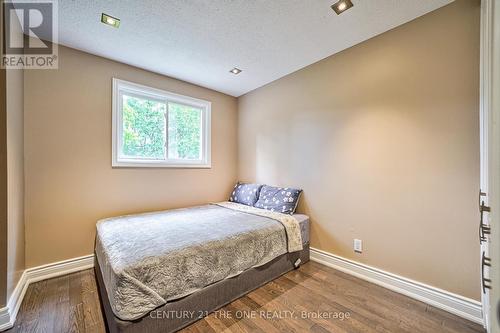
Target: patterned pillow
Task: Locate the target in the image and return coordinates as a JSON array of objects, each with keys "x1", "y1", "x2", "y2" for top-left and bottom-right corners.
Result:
[
  {"x1": 229, "y1": 183, "x2": 263, "y2": 206},
  {"x1": 254, "y1": 185, "x2": 302, "y2": 215}
]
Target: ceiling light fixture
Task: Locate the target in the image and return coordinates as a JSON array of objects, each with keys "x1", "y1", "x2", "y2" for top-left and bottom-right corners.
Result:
[
  {"x1": 101, "y1": 13, "x2": 120, "y2": 28},
  {"x1": 331, "y1": 0, "x2": 353, "y2": 15},
  {"x1": 230, "y1": 67, "x2": 242, "y2": 75}
]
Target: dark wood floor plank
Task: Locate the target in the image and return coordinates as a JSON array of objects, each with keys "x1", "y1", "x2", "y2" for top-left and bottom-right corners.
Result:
[
  {"x1": 264, "y1": 278, "x2": 376, "y2": 333},
  {"x1": 277, "y1": 271, "x2": 407, "y2": 333},
  {"x1": 203, "y1": 315, "x2": 230, "y2": 332},
  {"x1": 12, "y1": 279, "x2": 49, "y2": 333},
  {"x1": 293, "y1": 262, "x2": 471, "y2": 333},
  {"x1": 6, "y1": 262, "x2": 485, "y2": 333}
]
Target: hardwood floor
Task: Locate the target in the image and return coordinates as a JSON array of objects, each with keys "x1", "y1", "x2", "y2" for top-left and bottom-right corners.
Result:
[{"x1": 7, "y1": 261, "x2": 485, "y2": 333}]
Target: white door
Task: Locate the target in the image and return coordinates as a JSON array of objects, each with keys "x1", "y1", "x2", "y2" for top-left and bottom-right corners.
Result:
[{"x1": 479, "y1": 0, "x2": 493, "y2": 330}]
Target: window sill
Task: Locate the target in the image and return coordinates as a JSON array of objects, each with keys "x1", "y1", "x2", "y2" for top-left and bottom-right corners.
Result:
[{"x1": 112, "y1": 160, "x2": 211, "y2": 169}]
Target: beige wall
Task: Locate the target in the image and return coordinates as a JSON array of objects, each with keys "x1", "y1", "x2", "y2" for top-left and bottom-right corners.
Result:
[
  {"x1": 6, "y1": 67, "x2": 25, "y2": 301},
  {"x1": 24, "y1": 45, "x2": 238, "y2": 267},
  {"x1": 238, "y1": 0, "x2": 481, "y2": 300}
]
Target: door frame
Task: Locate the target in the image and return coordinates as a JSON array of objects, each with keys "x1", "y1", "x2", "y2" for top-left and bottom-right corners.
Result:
[{"x1": 481, "y1": 0, "x2": 499, "y2": 332}]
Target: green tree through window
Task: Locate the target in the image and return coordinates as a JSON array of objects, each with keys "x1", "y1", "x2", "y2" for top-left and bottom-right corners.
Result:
[
  {"x1": 168, "y1": 103, "x2": 202, "y2": 160},
  {"x1": 122, "y1": 95, "x2": 202, "y2": 161},
  {"x1": 122, "y1": 95, "x2": 166, "y2": 159}
]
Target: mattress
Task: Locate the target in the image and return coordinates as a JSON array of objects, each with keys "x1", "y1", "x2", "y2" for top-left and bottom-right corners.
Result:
[{"x1": 95, "y1": 202, "x2": 308, "y2": 321}]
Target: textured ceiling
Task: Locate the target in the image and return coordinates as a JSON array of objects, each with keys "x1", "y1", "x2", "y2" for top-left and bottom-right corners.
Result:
[{"x1": 50, "y1": 0, "x2": 453, "y2": 96}]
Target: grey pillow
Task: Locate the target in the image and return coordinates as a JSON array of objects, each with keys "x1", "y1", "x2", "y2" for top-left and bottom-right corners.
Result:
[
  {"x1": 254, "y1": 185, "x2": 302, "y2": 214},
  {"x1": 229, "y1": 183, "x2": 263, "y2": 206}
]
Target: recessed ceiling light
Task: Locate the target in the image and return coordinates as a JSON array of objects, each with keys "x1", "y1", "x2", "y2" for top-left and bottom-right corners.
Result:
[
  {"x1": 101, "y1": 13, "x2": 120, "y2": 28},
  {"x1": 230, "y1": 67, "x2": 242, "y2": 75},
  {"x1": 331, "y1": 0, "x2": 353, "y2": 15}
]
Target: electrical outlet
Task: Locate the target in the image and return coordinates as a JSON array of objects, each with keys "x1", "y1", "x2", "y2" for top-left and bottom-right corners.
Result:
[{"x1": 354, "y1": 239, "x2": 362, "y2": 253}]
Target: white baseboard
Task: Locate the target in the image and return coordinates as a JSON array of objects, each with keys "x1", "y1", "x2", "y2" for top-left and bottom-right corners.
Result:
[
  {"x1": 310, "y1": 247, "x2": 483, "y2": 325},
  {"x1": 0, "y1": 269, "x2": 28, "y2": 331},
  {"x1": 0, "y1": 307, "x2": 11, "y2": 332},
  {"x1": 0, "y1": 254, "x2": 94, "y2": 331},
  {"x1": 25, "y1": 254, "x2": 94, "y2": 284}
]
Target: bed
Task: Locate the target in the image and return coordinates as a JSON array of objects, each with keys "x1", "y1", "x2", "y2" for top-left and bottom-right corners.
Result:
[{"x1": 94, "y1": 201, "x2": 310, "y2": 333}]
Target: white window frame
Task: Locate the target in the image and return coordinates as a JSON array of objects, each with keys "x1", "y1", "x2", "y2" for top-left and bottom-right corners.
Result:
[{"x1": 112, "y1": 78, "x2": 211, "y2": 168}]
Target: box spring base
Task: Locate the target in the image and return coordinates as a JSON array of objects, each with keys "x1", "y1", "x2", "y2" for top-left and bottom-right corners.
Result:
[{"x1": 95, "y1": 244, "x2": 310, "y2": 333}]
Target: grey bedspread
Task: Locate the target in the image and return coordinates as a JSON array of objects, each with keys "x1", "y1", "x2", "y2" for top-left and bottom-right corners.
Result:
[{"x1": 95, "y1": 202, "x2": 303, "y2": 321}]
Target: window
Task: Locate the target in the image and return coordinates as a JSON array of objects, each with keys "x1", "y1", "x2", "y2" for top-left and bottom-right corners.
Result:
[{"x1": 112, "y1": 79, "x2": 211, "y2": 167}]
